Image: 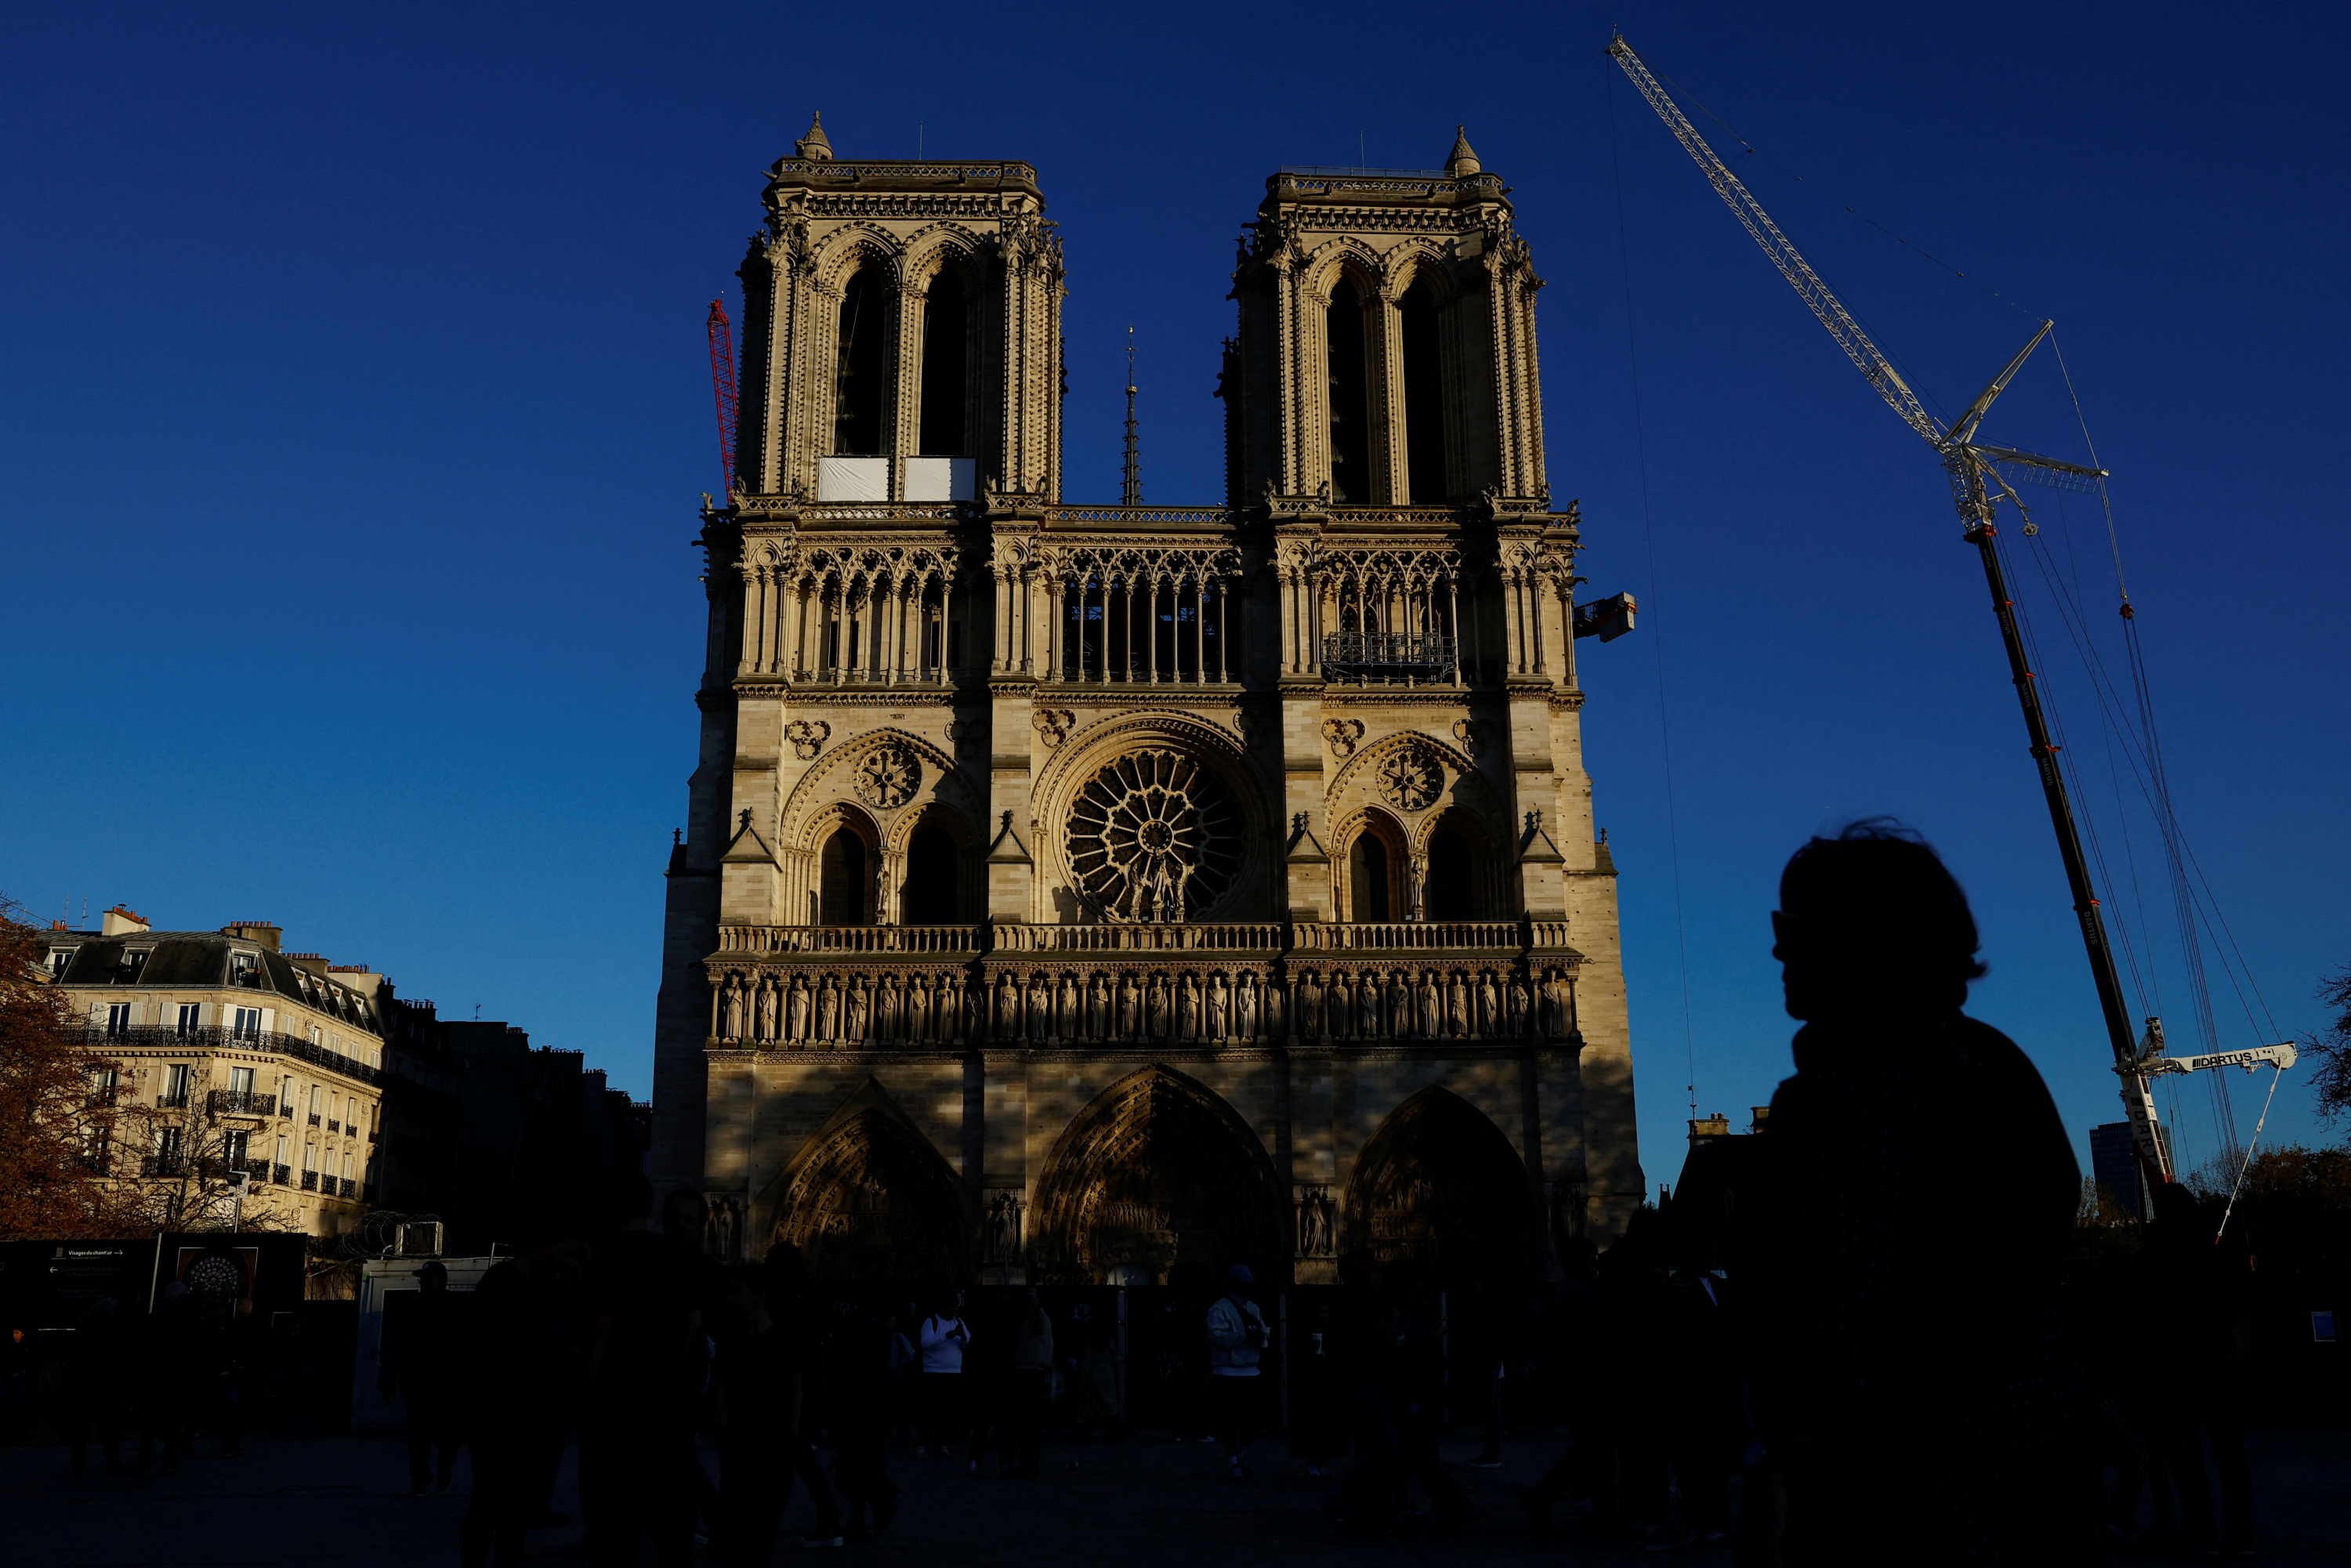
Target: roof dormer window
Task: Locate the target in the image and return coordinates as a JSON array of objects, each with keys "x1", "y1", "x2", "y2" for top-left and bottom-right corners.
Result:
[
  {"x1": 114, "y1": 950, "x2": 150, "y2": 983},
  {"x1": 230, "y1": 952, "x2": 260, "y2": 986},
  {"x1": 49, "y1": 947, "x2": 75, "y2": 979}
]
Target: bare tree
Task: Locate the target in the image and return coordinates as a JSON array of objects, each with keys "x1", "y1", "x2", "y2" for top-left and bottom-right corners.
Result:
[{"x1": 2307, "y1": 962, "x2": 2351, "y2": 1126}]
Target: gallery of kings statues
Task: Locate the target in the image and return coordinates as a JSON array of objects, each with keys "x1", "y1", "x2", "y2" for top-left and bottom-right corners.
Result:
[{"x1": 649, "y1": 116, "x2": 1647, "y2": 1288}]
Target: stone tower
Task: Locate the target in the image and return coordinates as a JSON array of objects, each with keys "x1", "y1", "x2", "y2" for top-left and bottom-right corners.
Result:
[{"x1": 650, "y1": 122, "x2": 1643, "y2": 1287}]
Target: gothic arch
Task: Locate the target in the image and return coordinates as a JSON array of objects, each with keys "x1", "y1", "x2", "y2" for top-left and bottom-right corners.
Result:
[
  {"x1": 812, "y1": 225, "x2": 904, "y2": 295},
  {"x1": 1382, "y1": 244, "x2": 1460, "y2": 305},
  {"x1": 1324, "y1": 727, "x2": 1479, "y2": 817},
  {"x1": 889, "y1": 800, "x2": 981, "y2": 923},
  {"x1": 1029, "y1": 712, "x2": 1277, "y2": 924},
  {"x1": 1299, "y1": 237, "x2": 1389, "y2": 305},
  {"x1": 900, "y1": 224, "x2": 989, "y2": 288},
  {"x1": 1330, "y1": 804, "x2": 1410, "y2": 922},
  {"x1": 756, "y1": 1078, "x2": 976, "y2": 1284},
  {"x1": 1418, "y1": 804, "x2": 1502, "y2": 920},
  {"x1": 1343, "y1": 1085, "x2": 1535, "y2": 1282},
  {"x1": 778, "y1": 726, "x2": 971, "y2": 849},
  {"x1": 1027, "y1": 1065, "x2": 1288, "y2": 1285}
]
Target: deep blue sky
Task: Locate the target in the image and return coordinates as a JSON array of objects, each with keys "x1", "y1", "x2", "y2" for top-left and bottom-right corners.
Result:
[{"x1": 5, "y1": 3, "x2": 2345, "y2": 1188}]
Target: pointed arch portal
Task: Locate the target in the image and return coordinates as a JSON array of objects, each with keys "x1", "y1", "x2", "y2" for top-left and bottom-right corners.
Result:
[
  {"x1": 1027, "y1": 1066, "x2": 1287, "y2": 1285},
  {"x1": 769, "y1": 1105, "x2": 973, "y2": 1284},
  {"x1": 1344, "y1": 1086, "x2": 1535, "y2": 1282}
]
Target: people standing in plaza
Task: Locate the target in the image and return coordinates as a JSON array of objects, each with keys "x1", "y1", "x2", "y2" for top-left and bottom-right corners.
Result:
[
  {"x1": 1749, "y1": 821, "x2": 2098, "y2": 1564},
  {"x1": 1386, "y1": 1262, "x2": 1474, "y2": 1534},
  {"x1": 917, "y1": 1291, "x2": 976, "y2": 1470},
  {"x1": 831, "y1": 1298, "x2": 901, "y2": 1541},
  {"x1": 1326, "y1": 1251, "x2": 1402, "y2": 1534},
  {"x1": 65, "y1": 1295, "x2": 129, "y2": 1476},
  {"x1": 761, "y1": 1247, "x2": 845, "y2": 1544},
  {"x1": 135, "y1": 1281, "x2": 195, "y2": 1476},
  {"x1": 1003, "y1": 1287, "x2": 1054, "y2": 1476},
  {"x1": 461, "y1": 1257, "x2": 550, "y2": 1568},
  {"x1": 379, "y1": 1260, "x2": 465, "y2": 1496},
  {"x1": 1288, "y1": 1298, "x2": 1345, "y2": 1479},
  {"x1": 1203, "y1": 1264, "x2": 1268, "y2": 1482},
  {"x1": 576, "y1": 1172, "x2": 701, "y2": 1568},
  {"x1": 708, "y1": 1267, "x2": 842, "y2": 1563}
]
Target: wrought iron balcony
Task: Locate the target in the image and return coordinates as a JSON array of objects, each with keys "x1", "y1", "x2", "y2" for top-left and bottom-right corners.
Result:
[
  {"x1": 339, "y1": 1177, "x2": 357, "y2": 1198},
  {"x1": 1320, "y1": 632, "x2": 1456, "y2": 681},
  {"x1": 140, "y1": 1154, "x2": 185, "y2": 1177},
  {"x1": 208, "y1": 1090, "x2": 277, "y2": 1117},
  {"x1": 75, "y1": 1023, "x2": 382, "y2": 1086},
  {"x1": 308, "y1": 1113, "x2": 322, "y2": 1126},
  {"x1": 273, "y1": 1163, "x2": 292, "y2": 1186},
  {"x1": 300, "y1": 1170, "x2": 318, "y2": 1191},
  {"x1": 155, "y1": 1092, "x2": 189, "y2": 1110}
]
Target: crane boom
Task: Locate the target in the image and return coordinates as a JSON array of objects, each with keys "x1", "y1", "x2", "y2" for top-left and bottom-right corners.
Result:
[
  {"x1": 1606, "y1": 36, "x2": 1942, "y2": 447},
  {"x1": 1607, "y1": 33, "x2": 2179, "y2": 1188}
]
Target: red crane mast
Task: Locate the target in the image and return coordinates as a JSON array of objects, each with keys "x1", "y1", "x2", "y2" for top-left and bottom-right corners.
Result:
[{"x1": 706, "y1": 299, "x2": 739, "y2": 497}]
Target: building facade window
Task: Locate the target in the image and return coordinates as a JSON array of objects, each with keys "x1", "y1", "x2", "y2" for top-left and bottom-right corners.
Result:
[
  {"x1": 161, "y1": 1062, "x2": 190, "y2": 1108},
  {"x1": 50, "y1": 947, "x2": 75, "y2": 978},
  {"x1": 233, "y1": 1006, "x2": 261, "y2": 1041},
  {"x1": 230, "y1": 1066, "x2": 255, "y2": 1097},
  {"x1": 176, "y1": 1003, "x2": 202, "y2": 1036},
  {"x1": 104, "y1": 1002, "x2": 132, "y2": 1038}
]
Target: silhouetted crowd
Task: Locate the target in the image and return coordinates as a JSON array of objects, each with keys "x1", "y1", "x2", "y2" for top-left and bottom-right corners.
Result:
[{"x1": 43, "y1": 824, "x2": 2272, "y2": 1565}]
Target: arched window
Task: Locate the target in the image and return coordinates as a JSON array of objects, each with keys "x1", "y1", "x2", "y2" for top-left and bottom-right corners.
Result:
[
  {"x1": 819, "y1": 827, "x2": 867, "y2": 925},
  {"x1": 1349, "y1": 832, "x2": 1392, "y2": 922},
  {"x1": 1326, "y1": 278, "x2": 1371, "y2": 503},
  {"x1": 833, "y1": 269, "x2": 888, "y2": 456},
  {"x1": 1400, "y1": 279, "x2": 1448, "y2": 504},
  {"x1": 919, "y1": 269, "x2": 968, "y2": 455},
  {"x1": 902, "y1": 826, "x2": 958, "y2": 923},
  {"x1": 1425, "y1": 826, "x2": 1475, "y2": 919}
]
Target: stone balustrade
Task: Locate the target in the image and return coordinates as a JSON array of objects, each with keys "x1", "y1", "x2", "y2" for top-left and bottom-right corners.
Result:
[{"x1": 1288, "y1": 920, "x2": 1524, "y2": 954}]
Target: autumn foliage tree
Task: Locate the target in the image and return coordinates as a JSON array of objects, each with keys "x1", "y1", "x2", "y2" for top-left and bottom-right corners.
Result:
[{"x1": 0, "y1": 903, "x2": 146, "y2": 1238}]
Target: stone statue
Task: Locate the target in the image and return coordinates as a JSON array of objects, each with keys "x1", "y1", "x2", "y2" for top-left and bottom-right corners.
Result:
[
  {"x1": 844, "y1": 980, "x2": 868, "y2": 1042},
  {"x1": 1507, "y1": 975, "x2": 1530, "y2": 1037},
  {"x1": 944, "y1": 975, "x2": 967, "y2": 1040},
  {"x1": 1027, "y1": 974, "x2": 1050, "y2": 1041},
  {"x1": 1117, "y1": 974, "x2": 1140, "y2": 1038},
  {"x1": 1146, "y1": 974, "x2": 1170, "y2": 1040},
  {"x1": 905, "y1": 976, "x2": 929, "y2": 1041},
  {"x1": 1234, "y1": 973, "x2": 1257, "y2": 1041},
  {"x1": 1415, "y1": 971, "x2": 1440, "y2": 1039},
  {"x1": 996, "y1": 974, "x2": 1019, "y2": 1037},
  {"x1": 1476, "y1": 972, "x2": 1499, "y2": 1038},
  {"x1": 755, "y1": 979, "x2": 777, "y2": 1042},
  {"x1": 1358, "y1": 972, "x2": 1381, "y2": 1038},
  {"x1": 721, "y1": 980, "x2": 744, "y2": 1041},
  {"x1": 876, "y1": 976, "x2": 901, "y2": 1041},
  {"x1": 786, "y1": 976, "x2": 809, "y2": 1042},
  {"x1": 1446, "y1": 972, "x2": 1469, "y2": 1037},
  {"x1": 1205, "y1": 974, "x2": 1228, "y2": 1040},
  {"x1": 817, "y1": 976, "x2": 839, "y2": 1040},
  {"x1": 1177, "y1": 974, "x2": 1200, "y2": 1041},
  {"x1": 1384, "y1": 971, "x2": 1408, "y2": 1037},
  {"x1": 1296, "y1": 971, "x2": 1322, "y2": 1038},
  {"x1": 1087, "y1": 974, "x2": 1109, "y2": 1039},
  {"x1": 1057, "y1": 975, "x2": 1079, "y2": 1039}
]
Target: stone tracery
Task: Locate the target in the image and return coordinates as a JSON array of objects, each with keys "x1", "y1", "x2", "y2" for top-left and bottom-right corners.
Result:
[{"x1": 1063, "y1": 749, "x2": 1242, "y2": 922}]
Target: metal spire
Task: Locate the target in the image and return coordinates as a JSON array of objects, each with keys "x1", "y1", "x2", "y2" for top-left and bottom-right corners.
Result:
[{"x1": 1121, "y1": 326, "x2": 1142, "y2": 507}]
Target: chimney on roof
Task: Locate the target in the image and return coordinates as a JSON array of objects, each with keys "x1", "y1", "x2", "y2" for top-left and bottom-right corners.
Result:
[
  {"x1": 285, "y1": 952, "x2": 331, "y2": 977},
  {"x1": 220, "y1": 922, "x2": 282, "y2": 951},
  {"x1": 101, "y1": 905, "x2": 150, "y2": 936}
]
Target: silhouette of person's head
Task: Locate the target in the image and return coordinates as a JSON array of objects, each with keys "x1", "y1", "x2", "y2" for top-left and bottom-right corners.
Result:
[{"x1": 1773, "y1": 818, "x2": 1985, "y2": 1020}]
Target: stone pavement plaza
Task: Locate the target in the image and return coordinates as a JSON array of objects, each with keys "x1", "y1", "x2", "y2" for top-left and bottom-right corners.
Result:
[{"x1": 5, "y1": 1427, "x2": 2348, "y2": 1567}]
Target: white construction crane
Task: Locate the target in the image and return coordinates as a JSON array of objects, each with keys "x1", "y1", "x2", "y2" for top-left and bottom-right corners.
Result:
[{"x1": 1604, "y1": 34, "x2": 2256, "y2": 1191}]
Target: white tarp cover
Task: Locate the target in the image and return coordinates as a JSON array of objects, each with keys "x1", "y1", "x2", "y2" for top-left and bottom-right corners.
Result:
[
  {"x1": 816, "y1": 456, "x2": 890, "y2": 501},
  {"x1": 900, "y1": 457, "x2": 975, "y2": 502}
]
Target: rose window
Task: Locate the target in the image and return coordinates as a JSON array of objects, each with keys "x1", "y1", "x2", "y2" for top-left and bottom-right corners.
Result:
[
  {"x1": 1378, "y1": 744, "x2": 1444, "y2": 812},
  {"x1": 853, "y1": 745, "x2": 921, "y2": 809},
  {"x1": 1064, "y1": 748, "x2": 1242, "y2": 922}
]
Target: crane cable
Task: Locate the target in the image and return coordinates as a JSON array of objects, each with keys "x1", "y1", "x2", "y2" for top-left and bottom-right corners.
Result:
[{"x1": 1606, "y1": 60, "x2": 1703, "y2": 1130}]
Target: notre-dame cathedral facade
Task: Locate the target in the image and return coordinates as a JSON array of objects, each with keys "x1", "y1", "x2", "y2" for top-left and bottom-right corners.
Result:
[{"x1": 650, "y1": 115, "x2": 1644, "y2": 1285}]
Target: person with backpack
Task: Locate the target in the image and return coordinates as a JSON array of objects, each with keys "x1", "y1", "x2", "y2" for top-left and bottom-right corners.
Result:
[
  {"x1": 1203, "y1": 1265, "x2": 1269, "y2": 1481},
  {"x1": 917, "y1": 1291, "x2": 979, "y2": 1472}
]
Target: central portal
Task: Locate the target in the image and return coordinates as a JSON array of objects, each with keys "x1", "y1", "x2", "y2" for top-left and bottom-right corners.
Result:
[{"x1": 1027, "y1": 1066, "x2": 1286, "y2": 1284}]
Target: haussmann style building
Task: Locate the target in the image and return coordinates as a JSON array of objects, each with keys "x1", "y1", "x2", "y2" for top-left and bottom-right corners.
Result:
[{"x1": 650, "y1": 117, "x2": 1646, "y2": 1287}]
